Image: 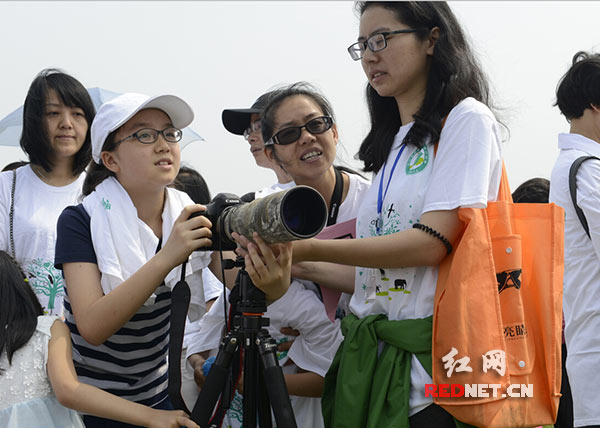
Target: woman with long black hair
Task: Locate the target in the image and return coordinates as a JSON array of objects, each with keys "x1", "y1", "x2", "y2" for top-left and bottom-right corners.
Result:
[
  {"x1": 0, "y1": 69, "x2": 95, "y2": 316},
  {"x1": 241, "y1": 3, "x2": 503, "y2": 427}
]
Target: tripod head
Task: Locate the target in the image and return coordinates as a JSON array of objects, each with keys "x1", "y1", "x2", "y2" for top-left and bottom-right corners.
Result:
[{"x1": 225, "y1": 255, "x2": 268, "y2": 317}]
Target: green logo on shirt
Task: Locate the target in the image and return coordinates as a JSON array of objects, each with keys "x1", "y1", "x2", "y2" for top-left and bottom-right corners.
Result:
[
  {"x1": 406, "y1": 146, "x2": 429, "y2": 175},
  {"x1": 102, "y1": 198, "x2": 111, "y2": 210}
]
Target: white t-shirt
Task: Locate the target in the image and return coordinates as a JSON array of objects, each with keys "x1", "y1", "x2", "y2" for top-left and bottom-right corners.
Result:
[
  {"x1": 337, "y1": 171, "x2": 371, "y2": 224},
  {"x1": 186, "y1": 282, "x2": 343, "y2": 428},
  {"x1": 549, "y1": 132, "x2": 600, "y2": 427},
  {"x1": 255, "y1": 180, "x2": 295, "y2": 199},
  {"x1": 0, "y1": 165, "x2": 85, "y2": 316},
  {"x1": 350, "y1": 97, "x2": 503, "y2": 415}
]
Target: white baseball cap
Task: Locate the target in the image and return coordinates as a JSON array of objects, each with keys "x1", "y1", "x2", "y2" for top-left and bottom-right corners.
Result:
[{"x1": 91, "y1": 93, "x2": 194, "y2": 164}]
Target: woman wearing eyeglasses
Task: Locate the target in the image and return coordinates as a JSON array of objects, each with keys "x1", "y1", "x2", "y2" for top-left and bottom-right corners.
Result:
[
  {"x1": 241, "y1": 3, "x2": 504, "y2": 428},
  {"x1": 54, "y1": 93, "x2": 216, "y2": 427}
]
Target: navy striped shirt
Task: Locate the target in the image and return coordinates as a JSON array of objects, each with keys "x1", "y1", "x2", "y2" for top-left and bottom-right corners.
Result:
[{"x1": 55, "y1": 204, "x2": 170, "y2": 407}]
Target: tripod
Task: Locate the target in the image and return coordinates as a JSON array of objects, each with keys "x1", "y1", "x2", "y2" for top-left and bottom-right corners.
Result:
[{"x1": 191, "y1": 257, "x2": 298, "y2": 428}]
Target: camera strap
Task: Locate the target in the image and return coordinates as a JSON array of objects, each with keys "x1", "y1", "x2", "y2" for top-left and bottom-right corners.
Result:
[
  {"x1": 328, "y1": 167, "x2": 344, "y2": 226},
  {"x1": 168, "y1": 261, "x2": 192, "y2": 414}
]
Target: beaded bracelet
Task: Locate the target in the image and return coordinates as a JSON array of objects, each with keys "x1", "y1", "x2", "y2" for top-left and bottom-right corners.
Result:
[{"x1": 412, "y1": 223, "x2": 453, "y2": 255}]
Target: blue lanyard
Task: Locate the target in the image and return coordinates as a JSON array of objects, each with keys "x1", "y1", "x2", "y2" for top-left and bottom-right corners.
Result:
[{"x1": 376, "y1": 144, "x2": 406, "y2": 234}]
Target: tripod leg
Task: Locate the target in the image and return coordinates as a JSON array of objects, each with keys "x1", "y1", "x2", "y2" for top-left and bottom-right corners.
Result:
[
  {"x1": 256, "y1": 360, "x2": 273, "y2": 428},
  {"x1": 243, "y1": 336, "x2": 259, "y2": 428},
  {"x1": 257, "y1": 332, "x2": 298, "y2": 428},
  {"x1": 192, "y1": 333, "x2": 240, "y2": 427}
]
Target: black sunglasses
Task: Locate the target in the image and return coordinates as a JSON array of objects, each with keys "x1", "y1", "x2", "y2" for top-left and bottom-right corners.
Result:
[{"x1": 265, "y1": 116, "x2": 334, "y2": 146}]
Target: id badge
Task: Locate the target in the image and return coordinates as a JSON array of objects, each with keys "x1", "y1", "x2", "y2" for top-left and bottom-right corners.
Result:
[
  {"x1": 375, "y1": 213, "x2": 383, "y2": 236},
  {"x1": 365, "y1": 268, "x2": 378, "y2": 302}
]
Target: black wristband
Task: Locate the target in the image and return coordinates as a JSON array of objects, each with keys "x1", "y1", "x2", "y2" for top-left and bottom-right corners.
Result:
[{"x1": 412, "y1": 223, "x2": 453, "y2": 255}]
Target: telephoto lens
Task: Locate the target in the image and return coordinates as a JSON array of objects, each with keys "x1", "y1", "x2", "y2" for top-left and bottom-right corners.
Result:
[
  {"x1": 195, "y1": 185, "x2": 328, "y2": 251},
  {"x1": 222, "y1": 185, "x2": 327, "y2": 246}
]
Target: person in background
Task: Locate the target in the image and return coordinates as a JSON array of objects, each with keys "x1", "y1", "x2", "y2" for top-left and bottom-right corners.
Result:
[
  {"x1": 512, "y1": 177, "x2": 550, "y2": 203},
  {"x1": 512, "y1": 177, "x2": 573, "y2": 428},
  {"x1": 222, "y1": 90, "x2": 294, "y2": 200},
  {"x1": 0, "y1": 250, "x2": 198, "y2": 428},
  {"x1": 549, "y1": 51, "x2": 600, "y2": 428},
  {"x1": 0, "y1": 69, "x2": 95, "y2": 316},
  {"x1": 172, "y1": 165, "x2": 212, "y2": 207}
]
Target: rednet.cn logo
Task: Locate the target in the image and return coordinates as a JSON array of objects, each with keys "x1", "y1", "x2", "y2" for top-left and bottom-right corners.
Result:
[
  {"x1": 424, "y1": 347, "x2": 533, "y2": 398},
  {"x1": 425, "y1": 383, "x2": 533, "y2": 398}
]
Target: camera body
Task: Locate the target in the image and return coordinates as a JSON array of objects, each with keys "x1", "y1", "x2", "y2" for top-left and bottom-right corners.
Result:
[{"x1": 191, "y1": 193, "x2": 242, "y2": 251}]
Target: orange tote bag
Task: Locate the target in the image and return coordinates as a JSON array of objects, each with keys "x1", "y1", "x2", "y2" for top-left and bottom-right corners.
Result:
[{"x1": 431, "y1": 165, "x2": 563, "y2": 428}]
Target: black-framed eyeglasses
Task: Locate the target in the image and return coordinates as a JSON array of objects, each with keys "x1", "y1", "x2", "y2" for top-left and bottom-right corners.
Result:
[
  {"x1": 265, "y1": 116, "x2": 334, "y2": 146},
  {"x1": 347, "y1": 29, "x2": 424, "y2": 61},
  {"x1": 243, "y1": 119, "x2": 262, "y2": 141},
  {"x1": 114, "y1": 127, "x2": 183, "y2": 145}
]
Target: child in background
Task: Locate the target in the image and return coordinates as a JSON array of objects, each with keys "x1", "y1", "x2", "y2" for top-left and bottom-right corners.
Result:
[{"x1": 0, "y1": 250, "x2": 198, "y2": 428}]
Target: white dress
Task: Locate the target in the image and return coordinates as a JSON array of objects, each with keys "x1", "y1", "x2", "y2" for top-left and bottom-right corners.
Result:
[{"x1": 0, "y1": 315, "x2": 85, "y2": 428}]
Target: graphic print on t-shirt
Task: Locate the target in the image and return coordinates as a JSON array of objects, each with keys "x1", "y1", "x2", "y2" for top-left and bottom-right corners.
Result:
[
  {"x1": 406, "y1": 146, "x2": 429, "y2": 175},
  {"x1": 24, "y1": 257, "x2": 64, "y2": 315},
  {"x1": 358, "y1": 203, "x2": 420, "y2": 302}
]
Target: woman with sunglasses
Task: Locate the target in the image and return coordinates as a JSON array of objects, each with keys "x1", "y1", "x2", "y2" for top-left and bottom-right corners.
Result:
[
  {"x1": 242, "y1": 3, "x2": 504, "y2": 427},
  {"x1": 54, "y1": 93, "x2": 215, "y2": 427},
  {"x1": 261, "y1": 82, "x2": 371, "y2": 241},
  {"x1": 187, "y1": 83, "x2": 370, "y2": 428},
  {"x1": 260, "y1": 82, "x2": 371, "y2": 321}
]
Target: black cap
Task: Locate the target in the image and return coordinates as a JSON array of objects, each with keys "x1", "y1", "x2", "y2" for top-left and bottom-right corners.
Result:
[{"x1": 221, "y1": 90, "x2": 279, "y2": 136}]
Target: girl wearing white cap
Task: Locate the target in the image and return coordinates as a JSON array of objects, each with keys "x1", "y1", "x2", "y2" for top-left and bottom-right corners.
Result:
[{"x1": 54, "y1": 93, "x2": 214, "y2": 427}]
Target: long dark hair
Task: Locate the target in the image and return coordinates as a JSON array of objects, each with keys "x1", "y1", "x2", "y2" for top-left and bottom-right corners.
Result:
[
  {"x1": 0, "y1": 251, "x2": 43, "y2": 374},
  {"x1": 20, "y1": 68, "x2": 95, "y2": 176},
  {"x1": 82, "y1": 130, "x2": 119, "y2": 196},
  {"x1": 356, "y1": 2, "x2": 491, "y2": 173}
]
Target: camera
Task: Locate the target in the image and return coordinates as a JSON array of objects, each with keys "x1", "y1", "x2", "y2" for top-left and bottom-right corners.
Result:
[{"x1": 193, "y1": 185, "x2": 328, "y2": 251}]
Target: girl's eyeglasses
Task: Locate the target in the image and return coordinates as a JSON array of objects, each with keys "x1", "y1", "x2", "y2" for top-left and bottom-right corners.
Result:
[
  {"x1": 347, "y1": 29, "x2": 424, "y2": 61},
  {"x1": 265, "y1": 116, "x2": 333, "y2": 146},
  {"x1": 115, "y1": 127, "x2": 183, "y2": 145}
]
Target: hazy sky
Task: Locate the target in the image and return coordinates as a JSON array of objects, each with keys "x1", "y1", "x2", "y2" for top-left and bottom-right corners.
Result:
[{"x1": 1, "y1": 1, "x2": 599, "y2": 196}]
